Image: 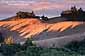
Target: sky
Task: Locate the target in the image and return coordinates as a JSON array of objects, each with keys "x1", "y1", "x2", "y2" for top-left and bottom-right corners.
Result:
[{"x1": 0, "y1": 0, "x2": 85, "y2": 19}]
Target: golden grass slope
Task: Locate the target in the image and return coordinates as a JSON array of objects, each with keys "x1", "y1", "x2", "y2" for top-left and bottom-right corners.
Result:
[{"x1": 0, "y1": 18, "x2": 83, "y2": 39}]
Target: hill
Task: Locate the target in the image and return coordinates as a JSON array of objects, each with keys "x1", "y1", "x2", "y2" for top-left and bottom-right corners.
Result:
[{"x1": 0, "y1": 17, "x2": 85, "y2": 47}]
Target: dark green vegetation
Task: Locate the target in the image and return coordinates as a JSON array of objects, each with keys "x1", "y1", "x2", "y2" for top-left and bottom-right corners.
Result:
[
  {"x1": 16, "y1": 11, "x2": 39, "y2": 18},
  {"x1": 61, "y1": 6, "x2": 85, "y2": 21},
  {"x1": 0, "y1": 32, "x2": 4, "y2": 43},
  {"x1": 0, "y1": 37, "x2": 85, "y2": 56},
  {"x1": 65, "y1": 39, "x2": 85, "y2": 55},
  {"x1": 16, "y1": 11, "x2": 49, "y2": 21}
]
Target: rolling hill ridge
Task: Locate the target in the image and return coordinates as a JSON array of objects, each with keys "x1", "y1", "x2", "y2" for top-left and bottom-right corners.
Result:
[{"x1": 0, "y1": 17, "x2": 85, "y2": 47}]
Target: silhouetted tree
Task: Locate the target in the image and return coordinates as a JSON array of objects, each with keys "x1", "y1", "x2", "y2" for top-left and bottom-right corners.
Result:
[
  {"x1": 71, "y1": 6, "x2": 77, "y2": 12},
  {"x1": 16, "y1": 11, "x2": 36, "y2": 18},
  {"x1": 31, "y1": 11, "x2": 35, "y2": 17},
  {"x1": 78, "y1": 8, "x2": 83, "y2": 13},
  {"x1": 71, "y1": 6, "x2": 78, "y2": 19},
  {"x1": 41, "y1": 15, "x2": 49, "y2": 21},
  {"x1": 17, "y1": 11, "x2": 28, "y2": 18},
  {"x1": 61, "y1": 6, "x2": 85, "y2": 21},
  {"x1": 77, "y1": 8, "x2": 84, "y2": 20}
]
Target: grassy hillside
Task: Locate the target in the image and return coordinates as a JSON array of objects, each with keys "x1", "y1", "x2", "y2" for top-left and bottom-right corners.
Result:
[
  {"x1": 0, "y1": 18, "x2": 83, "y2": 39},
  {"x1": 0, "y1": 18, "x2": 85, "y2": 46}
]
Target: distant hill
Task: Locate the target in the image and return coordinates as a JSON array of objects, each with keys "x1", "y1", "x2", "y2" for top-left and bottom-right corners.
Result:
[{"x1": 1, "y1": 16, "x2": 17, "y2": 21}]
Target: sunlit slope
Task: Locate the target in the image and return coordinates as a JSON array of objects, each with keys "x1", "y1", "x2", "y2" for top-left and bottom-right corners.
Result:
[
  {"x1": 0, "y1": 18, "x2": 85, "y2": 42},
  {"x1": 0, "y1": 18, "x2": 83, "y2": 39}
]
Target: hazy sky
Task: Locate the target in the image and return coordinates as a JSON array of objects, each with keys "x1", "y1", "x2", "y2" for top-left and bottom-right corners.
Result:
[{"x1": 0, "y1": 0, "x2": 85, "y2": 19}]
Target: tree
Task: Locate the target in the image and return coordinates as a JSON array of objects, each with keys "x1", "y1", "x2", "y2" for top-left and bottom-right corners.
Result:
[
  {"x1": 70, "y1": 6, "x2": 78, "y2": 19},
  {"x1": 16, "y1": 11, "x2": 36, "y2": 18},
  {"x1": 16, "y1": 11, "x2": 28, "y2": 18},
  {"x1": 0, "y1": 32, "x2": 4, "y2": 43},
  {"x1": 41, "y1": 15, "x2": 49, "y2": 21},
  {"x1": 23, "y1": 38, "x2": 34, "y2": 49},
  {"x1": 71, "y1": 6, "x2": 77, "y2": 12},
  {"x1": 78, "y1": 8, "x2": 83, "y2": 13},
  {"x1": 31, "y1": 11, "x2": 35, "y2": 17}
]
